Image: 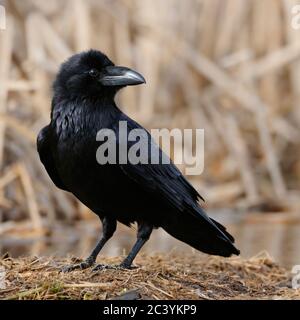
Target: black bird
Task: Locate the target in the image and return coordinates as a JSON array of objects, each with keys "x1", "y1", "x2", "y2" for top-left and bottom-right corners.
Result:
[{"x1": 37, "y1": 50, "x2": 239, "y2": 271}]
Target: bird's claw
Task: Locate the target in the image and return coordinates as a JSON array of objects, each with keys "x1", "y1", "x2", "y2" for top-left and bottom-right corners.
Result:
[
  {"x1": 61, "y1": 258, "x2": 95, "y2": 272},
  {"x1": 92, "y1": 263, "x2": 137, "y2": 272},
  {"x1": 119, "y1": 263, "x2": 137, "y2": 270},
  {"x1": 92, "y1": 264, "x2": 111, "y2": 272},
  {"x1": 92, "y1": 264, "x2": 122, "y2": 272}
]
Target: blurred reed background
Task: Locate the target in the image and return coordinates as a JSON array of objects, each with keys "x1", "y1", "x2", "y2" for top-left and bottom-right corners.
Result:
[{"x1": 0, "y1": 0, "x2": 300, "y2": 236}]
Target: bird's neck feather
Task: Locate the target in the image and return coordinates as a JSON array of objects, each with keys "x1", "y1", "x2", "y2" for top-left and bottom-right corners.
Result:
[{"x1": 51, "y1": 95, "x2": 120, "y2": 136}]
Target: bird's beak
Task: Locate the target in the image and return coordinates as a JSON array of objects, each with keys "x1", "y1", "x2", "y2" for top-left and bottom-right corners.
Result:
[{"x1": 99, "y1": 66, "x2": 146, "y2": 86}]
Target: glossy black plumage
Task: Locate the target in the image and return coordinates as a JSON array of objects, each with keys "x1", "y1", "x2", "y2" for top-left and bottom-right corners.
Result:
[{"x1": 37, "y1": 50, "x2": 239, "y2": 270}]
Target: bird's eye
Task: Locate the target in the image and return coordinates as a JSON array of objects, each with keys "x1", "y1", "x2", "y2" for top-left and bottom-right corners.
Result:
[{"x1": 89, "y1": 69, "x2": 99, "y2": 77}]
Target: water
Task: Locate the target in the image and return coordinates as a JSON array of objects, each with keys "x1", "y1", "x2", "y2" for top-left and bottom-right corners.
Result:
[{"x1": 1, "y1": 212, "x2": 300, "y2": 269}]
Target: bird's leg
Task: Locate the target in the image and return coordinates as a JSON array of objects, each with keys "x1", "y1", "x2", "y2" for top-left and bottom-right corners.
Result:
[
  {"x1": 62, "y1": 217, "x2": 116, "y2": 272},
  {"x1": 92, "y1": 222, "x2": 152, "y2": 271},
  {"x1": 121, "y1": 222, "x2": 153, "y2": 269}
]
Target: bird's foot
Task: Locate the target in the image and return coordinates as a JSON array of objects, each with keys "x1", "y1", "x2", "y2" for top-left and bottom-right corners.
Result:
[
  {"x1": 61, "y1": 257, "x2": 95, "y2": 272},
  {"x1": 92, "y1": 263, "x2": 137, "y2": 272},
  {"x1": 91, "y1": 264, "x2": 113, "y2": 272},
  {"x1": 119, "y1": 262, "x2": 137, "y2": 270}
]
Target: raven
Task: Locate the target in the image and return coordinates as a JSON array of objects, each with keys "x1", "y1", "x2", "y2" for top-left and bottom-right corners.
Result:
[{"x1": 37, "y1": 50, "x2": 239, "y2": 271}]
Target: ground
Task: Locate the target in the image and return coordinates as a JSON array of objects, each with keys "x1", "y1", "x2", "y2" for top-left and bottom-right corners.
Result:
[{"x1": 0, "y1": 252, "x2": 299, "y2": 300}]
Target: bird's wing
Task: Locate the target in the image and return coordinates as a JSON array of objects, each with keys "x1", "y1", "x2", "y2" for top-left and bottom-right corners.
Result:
[
  {"x1": 115, "y1": 116, "x2": 240, "y2": 250},
  {"x1": 115, "y1": 115, "x2": 206, "y2": 213},
  {"x1": 37, "y1": 126, "x2": 69, "y2": 191}
]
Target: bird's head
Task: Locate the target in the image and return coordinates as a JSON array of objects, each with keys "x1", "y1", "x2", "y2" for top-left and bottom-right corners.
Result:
[{"x1": 53, "y1": 50, "x2": 145, "y2": 100}]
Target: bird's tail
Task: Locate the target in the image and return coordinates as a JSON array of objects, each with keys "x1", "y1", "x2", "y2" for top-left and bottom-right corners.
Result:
[{"x1": 161, "y1": 207, "x2": 240, "y2": 257}]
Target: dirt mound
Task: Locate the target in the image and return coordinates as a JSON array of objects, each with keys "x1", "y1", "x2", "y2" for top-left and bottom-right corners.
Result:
[{"x1": 0, "y1": 252, "x2": 299, "y2": 300}]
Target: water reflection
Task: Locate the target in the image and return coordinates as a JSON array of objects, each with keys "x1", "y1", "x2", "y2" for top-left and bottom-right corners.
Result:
[{"x1": 1, "y1": 214, "x2": 300, "y2": 269}]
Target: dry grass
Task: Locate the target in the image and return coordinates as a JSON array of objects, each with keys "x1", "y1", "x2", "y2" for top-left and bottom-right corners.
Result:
[
  {"x1": 0, "y1": 0, "x2": 300, "y2": 233},
  {"x1": 0, "y1": 252, "x2": 299, "y2": 300}
]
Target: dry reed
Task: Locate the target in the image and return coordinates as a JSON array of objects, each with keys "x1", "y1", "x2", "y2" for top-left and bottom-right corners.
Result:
[{"x1": 0, "y1": 0, "x2": 300, "y2": 232}]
